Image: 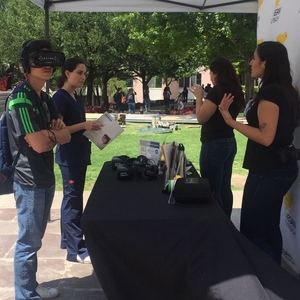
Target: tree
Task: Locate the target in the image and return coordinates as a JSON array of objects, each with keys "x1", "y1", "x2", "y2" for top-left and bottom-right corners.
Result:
[
  {"x1": 50, "y1": 12, "x2": 132, "y2": 106},
  {"x1": 0, "y1": 0, "x2": 45, "y2": 81},
  {"x1": 124, "y1": 13, "x2": 204, "y2": 91},
  {"x1": 0, "y1": 3, "x2": 257, "y2": 106},
  {"x1": 195, "y1": 13, "x2": 257, "y2": 102}
]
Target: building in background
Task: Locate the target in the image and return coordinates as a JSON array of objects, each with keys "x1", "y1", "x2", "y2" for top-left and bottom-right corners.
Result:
[{"x1": 132, "y1": 67, "x2": 211, "y2": 103}]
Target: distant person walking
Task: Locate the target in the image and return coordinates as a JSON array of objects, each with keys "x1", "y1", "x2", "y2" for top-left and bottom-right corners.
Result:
[
  {"x1": 143, "y1": 85, "x2": 151, "y2": 112},
  {"x1": 127, "y1": 88, "x2": 136, "y2": 114},
  {"x1": 114, "y1": 87, "x2": 125, "y2": 113},
  {"x1": 5, "y1": 68, "x2": 13, "y2": 90},
  {"x1": 0, "y1": 68, "x2": 13, "y2": 91},
  {"x1": 181, "y1": 86, "x2": 188, "y2": 103},
  {"x1": 204, "y1": 83, "x2": 212, "y2": 94},
  {"x1": 163, "y1": 86, "x2": 171, "y2": 112}
]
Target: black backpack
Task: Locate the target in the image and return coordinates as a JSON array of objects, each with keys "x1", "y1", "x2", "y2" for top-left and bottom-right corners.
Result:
[{"x1": 0, "y1": 96, "x2": 22, "y2": 195}]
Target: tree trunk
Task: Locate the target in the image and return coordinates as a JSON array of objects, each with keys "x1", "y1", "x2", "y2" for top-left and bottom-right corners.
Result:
[
  {"x1": 102, "y1": 77, "x2": 109, "y2": 106},
  {"x1": 86, "y1": 69, "x2": 94, "y2": 106},
  {"x1": 243, "y1": 56, "x2": 254, "y2": 105},
  {"x1": 95, "y1": 86, "x2": 100, "y2": 105}
]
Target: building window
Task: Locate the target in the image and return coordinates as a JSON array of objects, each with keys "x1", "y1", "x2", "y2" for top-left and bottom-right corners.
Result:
[
  {"x1": 190, "y1": 73, "x2": 201, "y2": 87},
  {"x1": 185, "y1": 77, "x2": 189, "y2": 87},
  {"x1": 196, "y1": 73, "x2": 201, "y2": 85},
  {"x1": 149, "y1": 77, "x2": 162, "y2": 88},
  {"x1": 179, "y1": 77, "x2": 190, "y2": 88},
  {"x1": 126, "y1": 79, "x2": 133, "y2": 87}
]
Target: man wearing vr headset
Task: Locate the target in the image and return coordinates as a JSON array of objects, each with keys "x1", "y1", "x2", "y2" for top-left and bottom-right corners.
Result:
[{"x1": 6, "y1": 39, "x2": 71, "y2": 299}]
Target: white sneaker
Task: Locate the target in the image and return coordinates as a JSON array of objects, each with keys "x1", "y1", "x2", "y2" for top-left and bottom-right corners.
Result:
[
  {"x1": 36, "y1": 285, "x2": 59, "y2": 299},
  {"x1": 76, "y1": 254, "x2": 91, "y2": 264}
]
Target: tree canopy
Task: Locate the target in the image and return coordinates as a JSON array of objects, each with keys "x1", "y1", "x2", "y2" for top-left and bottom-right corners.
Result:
[{"x1": 0, "y1": 0, "x2": 257, "y2": 104}]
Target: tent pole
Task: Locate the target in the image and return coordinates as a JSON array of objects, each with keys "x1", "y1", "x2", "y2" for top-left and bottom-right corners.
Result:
[
  {"x1": 45, "y1": 1, "x2": 51, "y2": 223},
  {"x1": 44, "y1": 0, "x2": 51, "y2": 102},
  {"x1": 44, "y1": 0, "x2": 50, "y2": 40}
]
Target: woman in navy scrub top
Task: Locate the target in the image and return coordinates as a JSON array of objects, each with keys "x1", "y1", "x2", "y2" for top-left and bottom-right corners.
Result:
[{"x1": 53, "y1": 58, "x2": 102, "y2": 263}]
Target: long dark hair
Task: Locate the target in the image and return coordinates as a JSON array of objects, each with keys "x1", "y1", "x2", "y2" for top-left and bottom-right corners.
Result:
[
  {"x1": 56, "y1": 58, "x2": 85, "y2": 88},
  {"x1": 257, "y1": 41, "x2": 292, "y2": 86},
  {"x1": 209, "y1": 57, "x2": 245, "y2": 110},
  {"x1": 256, "y1": 41, "x2": 299, "y2": 126}
]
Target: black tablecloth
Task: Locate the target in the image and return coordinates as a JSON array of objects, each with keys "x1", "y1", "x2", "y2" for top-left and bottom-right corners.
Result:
[{"x1": 81, "y1": 162, "x2": 300, "y2": 300}]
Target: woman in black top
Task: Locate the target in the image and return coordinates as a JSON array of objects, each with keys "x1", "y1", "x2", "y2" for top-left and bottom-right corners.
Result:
[
  {"x1": 219, "y1": 41, "x2": 299, "y2": 264},
  {"x1": 191, "y1": 57, "x2": 244, "y2": 217}
]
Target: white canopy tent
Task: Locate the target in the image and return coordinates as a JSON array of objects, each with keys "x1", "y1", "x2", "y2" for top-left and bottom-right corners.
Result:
[
  {"x1": 29, "y1": 0, "x2": 258, "y2": 47},
  {"x1": 30, "y1": 0, "x2": 258, "y2": 13}
]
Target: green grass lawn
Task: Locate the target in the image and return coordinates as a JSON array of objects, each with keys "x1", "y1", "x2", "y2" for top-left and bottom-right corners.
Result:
[{"x1": 54, "y1": 122, "x2": 248, "y2": 190}]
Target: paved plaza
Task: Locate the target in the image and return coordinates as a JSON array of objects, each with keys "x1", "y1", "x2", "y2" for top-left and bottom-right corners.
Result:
[
  {"x1": 0, "y1": 112, "x2": 298, "y2": 299},
  {"x1": 0, "y1": 190, "x2": 244, "y2": 300}
]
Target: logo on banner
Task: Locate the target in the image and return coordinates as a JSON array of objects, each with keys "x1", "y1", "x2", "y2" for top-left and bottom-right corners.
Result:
[
  {"x1": 276, "y1": 32, "x2": 288, "y2": 44},
  {"x1": 271, "y1": 0, "x2": 282, "y2": 24},
  {"x1": 257, "y1": 39, "x2": 264, "y2": 45},
  {"x1": 283, "y1": 193, "x2": 297, "y2": 235}
]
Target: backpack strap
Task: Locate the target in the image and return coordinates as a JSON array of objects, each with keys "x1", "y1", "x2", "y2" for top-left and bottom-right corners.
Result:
[{"x1": 5, "y1": 94, "x2": 25, "y2": 172}]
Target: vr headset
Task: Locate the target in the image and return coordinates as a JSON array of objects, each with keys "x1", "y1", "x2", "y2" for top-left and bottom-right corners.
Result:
[
  {"x1": 19, "y1": 40, "x2": 66, "y2": 73},
  {"x1": 27, "y1": 50, "x2": 65, "y2": 68}
]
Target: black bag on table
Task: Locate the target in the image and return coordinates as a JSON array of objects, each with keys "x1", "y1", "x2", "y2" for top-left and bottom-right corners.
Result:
[{"x1": 172, "y1": 177, "x2": 213, "y2": 204}]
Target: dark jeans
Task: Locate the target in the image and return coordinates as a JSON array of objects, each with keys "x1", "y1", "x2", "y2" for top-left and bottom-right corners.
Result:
[
  {"x1": 200, "y1": 137, "x2": 237, "y2": 217},
  {"x1": 128, "y1": 102, "x2": 135, "y2": 114},
  {"x1": 60, "y1": 165, "x2": 89, "y2": 261},
  {"x1": 144, "y1": 98, "x2": 150, "y2": 111},
  {"x1": 164, "y1": 97, "x2": 170, "y2": 111},
  {"x1": 116, "y1": 102, "x2": 124, "y2": 113},
  {"x1": 241, "y1": 165, "x2": 298, "y2": 264}
]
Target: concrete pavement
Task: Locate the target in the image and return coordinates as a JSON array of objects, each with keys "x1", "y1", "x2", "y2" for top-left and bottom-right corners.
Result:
[
  {"x1": 0, "y1": 110, "x2": 245, "y2": 299},
  {"x1": 0, "y1": 112, "x2": 298, "y2": 299},
  {"x1": 0, "y1": 191, "x2": 107, "y2": 300},
  {"x1": 0, "y1": 190, "x2": 244, "y2": 300}
]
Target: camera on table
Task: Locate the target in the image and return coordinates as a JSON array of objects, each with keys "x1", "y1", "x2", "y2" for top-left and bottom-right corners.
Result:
[
  {"x1": 277, "y1": 144, "x2": 300, "y2": 163},
  {"x1": 112, "y1": 155, "x2": 131, "y2": 170},
  {"x1": 114, "y1": 155, "x2": 159, "y2": 180}
]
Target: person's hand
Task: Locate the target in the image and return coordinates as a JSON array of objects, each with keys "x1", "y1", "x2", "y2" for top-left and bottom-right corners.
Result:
[
  {"x1": 51, "y1": 118, "x2": 66, "y2": 130},
  {"x1": 85, "y1": 121, "x2": 103, "y2": 131},
  {"x1": 218, "y1": 93, "x2": 234, "y2": 123},
  {"x1": 24, "y1": 135, "x2": 32, "y2": 147},
  {"x1": 189, "y1": 85, "x2": 203, "y2": 100}
]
